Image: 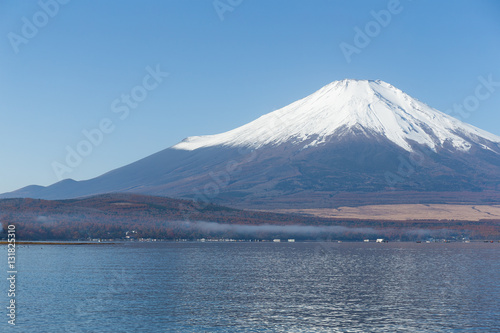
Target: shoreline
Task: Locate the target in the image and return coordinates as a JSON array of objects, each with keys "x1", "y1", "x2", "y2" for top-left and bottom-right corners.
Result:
[
  {"x1": 0, "y1": 241, "x2": 116, "y2": 245},
  {"x1": 0, "y1": 240, "x2": 498, "y2": 245}
]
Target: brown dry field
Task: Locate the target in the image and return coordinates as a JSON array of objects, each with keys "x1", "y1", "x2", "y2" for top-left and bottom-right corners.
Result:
[{"x1": 270, "y1": 204, "x2": 500, "y2": 221}]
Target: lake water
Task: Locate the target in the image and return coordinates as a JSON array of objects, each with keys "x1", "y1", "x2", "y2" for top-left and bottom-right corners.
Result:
[{"x1": 2, "y1": 242, "x2": 499, "y2": 332}]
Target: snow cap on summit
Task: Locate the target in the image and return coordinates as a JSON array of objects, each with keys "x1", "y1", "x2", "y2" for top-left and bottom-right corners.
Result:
[{"x1": 173, "y1": 79, "x2": 500, "y2": 152}]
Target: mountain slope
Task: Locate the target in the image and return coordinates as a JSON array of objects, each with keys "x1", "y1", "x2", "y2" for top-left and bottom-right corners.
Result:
[{"x1": 3, "y1": 79, "x2": 500, "y2": 208}]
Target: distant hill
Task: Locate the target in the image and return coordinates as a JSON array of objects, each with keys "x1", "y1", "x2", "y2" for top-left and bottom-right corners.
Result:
[{"x1": 0, "y1": 193, "x2": 498, "y2": 240}]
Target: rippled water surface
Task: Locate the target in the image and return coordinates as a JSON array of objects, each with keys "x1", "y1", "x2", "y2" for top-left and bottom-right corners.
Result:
[{"x1": 2, "y1": 242, "x2": 499, "y2": 332}]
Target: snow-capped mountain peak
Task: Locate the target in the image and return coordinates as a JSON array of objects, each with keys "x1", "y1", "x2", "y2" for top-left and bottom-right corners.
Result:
[
  {"x1": 172, "y1": 79, "x2": 500, "y2": 152},
  {"x1": 3, "y1": 79, "x2": 500, "y2": 204}
]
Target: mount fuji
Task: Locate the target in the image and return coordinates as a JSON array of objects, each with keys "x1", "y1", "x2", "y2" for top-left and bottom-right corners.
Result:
[{"x1": 3, "y1": 79, "x2": 500, "y2": 209}]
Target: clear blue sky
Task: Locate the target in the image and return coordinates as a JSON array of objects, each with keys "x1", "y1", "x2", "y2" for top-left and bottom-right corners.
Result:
[{"x1": 1, "y1": 0, "x2": 499, "y2": 193}]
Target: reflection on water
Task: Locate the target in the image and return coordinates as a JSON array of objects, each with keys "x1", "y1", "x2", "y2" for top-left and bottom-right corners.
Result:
[{"x1": 3, "y1": 242, "x2": 499, "y2": 332}]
